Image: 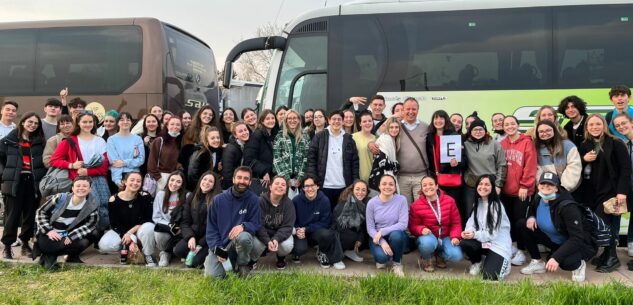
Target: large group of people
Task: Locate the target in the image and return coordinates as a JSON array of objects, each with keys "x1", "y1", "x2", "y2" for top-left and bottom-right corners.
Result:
[{"x1": 1, "y1": 85, "x2": 632, "y2": 282}]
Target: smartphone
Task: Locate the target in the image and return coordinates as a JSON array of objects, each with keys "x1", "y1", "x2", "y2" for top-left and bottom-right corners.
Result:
[{"x1": 213, "y1": 246, "x2": 229, "y2": 259}]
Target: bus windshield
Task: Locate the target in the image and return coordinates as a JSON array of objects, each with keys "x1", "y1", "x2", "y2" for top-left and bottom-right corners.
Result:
[{"x1": 164, "y1": 25, "x2": 216, "y2": 88}]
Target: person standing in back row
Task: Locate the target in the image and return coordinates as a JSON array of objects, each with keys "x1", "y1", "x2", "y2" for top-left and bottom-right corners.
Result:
[
  {"x1": 605, "y1": 85, "x2": 633, "y2": 139},
  {"x1": 396, "y1": 98, "x2": 430, "y2": 204},
  {"x1": 307, "y1": 111, "x2": 359, "y2": 208}
]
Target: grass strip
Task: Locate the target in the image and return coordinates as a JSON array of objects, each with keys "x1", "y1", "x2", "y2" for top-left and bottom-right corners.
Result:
[{"x1": 0, "y1": 263, "x2": 631, "y2": 305}]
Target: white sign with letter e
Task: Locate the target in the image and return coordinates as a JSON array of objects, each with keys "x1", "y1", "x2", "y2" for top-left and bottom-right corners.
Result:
[{"x1": 439, "y1": 135, "x2": 462, "y2": 163}]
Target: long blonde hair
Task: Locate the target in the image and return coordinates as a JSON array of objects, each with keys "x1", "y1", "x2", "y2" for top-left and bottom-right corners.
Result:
[
  {"x1": 282, "y1": 109, "x2": 304, "y2": 141},
  {"x1": 583, "y1": 114, "x2": 616, "y2": 153},
  {"x1": 384, "y1": 116, "x2": 401, "y2": 151}
]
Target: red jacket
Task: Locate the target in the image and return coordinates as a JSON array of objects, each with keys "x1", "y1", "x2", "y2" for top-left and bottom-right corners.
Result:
[
  {"x1": 500, "y1": 134, "x2": 537, "y2": 196},
  {"x1": 409, "y1": 190, "x2": 461, "y2": 239},
  {"x1": 50, "y1": 135, "x2": 109, "y2": 180}
]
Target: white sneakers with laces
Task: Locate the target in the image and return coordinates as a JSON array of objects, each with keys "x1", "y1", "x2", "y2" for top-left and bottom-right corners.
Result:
[
  {"x1": 520, "y1": 259, "x2": 546, "y2": 274},
  {"x1": 332, "y1": 261, "x2": 346, "y2": 270},
  {"x1": 511, "y1": 250, "x2": 526, "y2": 266},
  {"x1": 469, "y1": 262, "x2": 482, "y2": 276},
  {"x1": 571, "y1": 260, "x2": 586, "y2": 282},
  {"x1": 344, "y1": 250, "x2": 364, "y2": 262}
]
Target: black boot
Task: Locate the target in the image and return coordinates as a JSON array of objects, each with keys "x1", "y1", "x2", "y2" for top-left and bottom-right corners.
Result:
[
  {"x1": 3, "y1": 245, "x2": 13, "y2": 260},
  {"x1": 21, "y1": 243, "x2": 33, "y2": 257},
  {"x1": 42, "y1": 254, "x2": 60, "y2": 271},
  {"x1": 591, "y1": 249, "x2": 607, "y2": 266},
  {"x1": 596, "y1": 245, "x2": 620, "y2": 273}
]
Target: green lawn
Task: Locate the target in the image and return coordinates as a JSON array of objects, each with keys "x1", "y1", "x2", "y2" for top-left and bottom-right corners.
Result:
[{"x1": 0, "y1": 263, "x2": 632, "y2": 305}]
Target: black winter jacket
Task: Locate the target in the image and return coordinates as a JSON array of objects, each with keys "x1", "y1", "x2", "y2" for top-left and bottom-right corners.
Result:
[
  {"x1": 180, "y1": 194, "x2": 211, "y2": 248},
  {"x1": 528, "y1": 191, "x2": 597, "y2": 262},
  {"x1": 307, "y1": 129, "x2": 359, "y2": 187},
  {"x1": 221, "y1": 137, "x2": 245, "y2": 189},
  {"x1": 0, "y1": 129, "x2": 46, "y2": 197},
  {"x1": 563, "y1": 116, "x2": 587, "y2": 148},
  {"x1": 243, "y1": 128, "x2": 275, "y2": 179},
  {"x1": 187, "y1": 145, "x2": 222, "y2": 189},
  {"x1": 577, "y1": 136, "x2": 631, "y2": 208}
]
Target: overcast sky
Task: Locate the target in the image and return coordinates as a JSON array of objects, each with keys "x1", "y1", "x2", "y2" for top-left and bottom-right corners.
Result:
[{"x1": 1, "y1": 0, "x2": 351, "y2": 65}]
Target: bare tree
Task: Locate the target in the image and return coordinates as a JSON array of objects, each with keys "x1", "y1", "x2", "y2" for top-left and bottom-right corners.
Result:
[{"x1": 232, "y1": 22, "x2": 283, "y2": 83}]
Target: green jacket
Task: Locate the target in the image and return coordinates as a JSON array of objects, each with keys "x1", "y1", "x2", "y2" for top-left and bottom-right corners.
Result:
[{"x1": 273, "y1": 131, "x2": 310, "y2": 180}]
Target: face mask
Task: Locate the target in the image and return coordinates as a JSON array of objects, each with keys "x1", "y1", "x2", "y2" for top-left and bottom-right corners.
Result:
[
  {"x1": 538, "y1": 191, "x2": 556, "y2": 201},
  {"x1": 168, "y1": 131, "x2": 180, "y2": 137}
]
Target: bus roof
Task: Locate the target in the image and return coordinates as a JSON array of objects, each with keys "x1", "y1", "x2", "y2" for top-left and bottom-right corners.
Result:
[{"x1": 284, "y1": 0, "x2": 633, "y2": 33}]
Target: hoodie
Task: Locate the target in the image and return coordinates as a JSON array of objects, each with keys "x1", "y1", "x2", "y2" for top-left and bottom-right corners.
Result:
[
  {"x1": 256, "y1": 192, "x2": 296, "y2": 244},
  {"x1": 292, "y1": 190, "x2": 332, "y2": 233},
  {"x1": 500, "y1": 134, "x2": 537, "y2": 196},
  {"x1": 463, "y1": 138, "x2": 507, "y2": 188},
  {"x1": 206, "y1": 188, "x2": 262, "y2": 249}
]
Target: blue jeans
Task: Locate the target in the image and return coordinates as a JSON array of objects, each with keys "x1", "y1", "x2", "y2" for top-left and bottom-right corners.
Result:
[
  {"x1": 369, "y1": 230, "x2": 407, "y2": 264},
  {"x1": 416, "y1": 234, "x2": 463, "y2": 261}
]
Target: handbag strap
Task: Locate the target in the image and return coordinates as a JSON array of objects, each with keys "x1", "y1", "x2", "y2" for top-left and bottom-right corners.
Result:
[
  {"x1": 65, "y1": 137, "x2": 81, "y2": 161},
  {"x1": 156, "y1": 137, "x2": 164, "y2": 168},
  {"x1": 401, "y1": 125, "x2": 429, "y2": 171}
]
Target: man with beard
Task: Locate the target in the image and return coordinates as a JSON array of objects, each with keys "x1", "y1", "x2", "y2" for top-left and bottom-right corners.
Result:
[{"x1": 205, "y1": 166, "x2": 261, "y2": 278}]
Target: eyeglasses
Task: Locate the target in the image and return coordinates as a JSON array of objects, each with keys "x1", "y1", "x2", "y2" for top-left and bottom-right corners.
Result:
[
  {"x1": 314, "y1": 115, "x2": 324, "y2": 119},
  {"x1": 303, "y1": 184, "x2": 317, "y2": 189},
  {"x1": 471, "y1": 127, "x2": 485, "y2": 132},
  {"x1": 538, "y1": 129, "x2": 554, "y2": 134}
]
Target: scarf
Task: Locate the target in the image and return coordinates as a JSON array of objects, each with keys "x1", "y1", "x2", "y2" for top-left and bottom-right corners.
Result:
[
  {"x1": 375, "y1": 133, "x2": 398, "y2": 162},
  {"x1": 336, "y1": 194, "x2": 366, "y2": 230}
]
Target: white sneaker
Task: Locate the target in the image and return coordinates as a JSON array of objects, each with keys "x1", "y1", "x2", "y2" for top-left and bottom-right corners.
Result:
[
  {"x1": 376, "y1": 262, "x2": 387, "y2": 269},
  {"x1": 572, "y1": 260, "x2": 586, "y2": 282},
  {"x1": 521, "y1": 259, "x2": 546, "y2": 275},
  {"x1": 511, "y1": 245, "x2": 518, "y2": 256},
  {"x1": 628, "y1": 242, "x2": 633, "y2": 257},
  {"x1": 469, "y1": 262, "x2": 482, "y2": 276},
  {"x1": 344, "y1": 250, "x2": 364, "y2": 262},
  {"x1": 332, "y1": 261, "x2": 346, "y2": 270},
  {"x1": 158, "y1": 251, "x2": 171, "y2": 267},
  {"x1": 511, "y1": 250, "x2": 526, "y2": 266},
  {"x1": 392, "y1": 264, "x2": 404, "y2": 277}
]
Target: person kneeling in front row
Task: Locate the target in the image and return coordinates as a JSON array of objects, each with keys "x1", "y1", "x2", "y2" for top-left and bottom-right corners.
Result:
[
  {"x1": 291, "y1": 175, "x2": 346, "y2": 269},
  {"x1": 205, "y1": 166, "x2": 261, "y2": 278},
  {"x1": 35, "y1": 176, "x2": 99, "y2": 270},
  {"x1": 251, "y1": 176, "x2": 296, "y2": 269},
  {"x1": 518, "y1": 172, "x2": 597, "y2": 282}
]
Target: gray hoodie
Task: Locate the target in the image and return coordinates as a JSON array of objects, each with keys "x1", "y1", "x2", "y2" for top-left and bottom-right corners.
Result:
[{"x1": 464, "y1": 139, "x2": 507, "y2": 188}]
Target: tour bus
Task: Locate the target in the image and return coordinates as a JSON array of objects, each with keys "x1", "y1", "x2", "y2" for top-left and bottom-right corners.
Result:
[
  {"x1": 0, "y1": 18, "x2": 219, "y2": 121},
  {"x1": 223, "y1": 0, "x2": 633, "y2": 128}
]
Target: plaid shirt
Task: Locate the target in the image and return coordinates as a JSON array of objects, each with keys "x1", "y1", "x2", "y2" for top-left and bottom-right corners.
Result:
[
  {"x1": 36, "y1": 193, "x2": 99, "y2": 241},
  {"x1": 273, "y1": 131, "x2": 310, "y2": 181}
]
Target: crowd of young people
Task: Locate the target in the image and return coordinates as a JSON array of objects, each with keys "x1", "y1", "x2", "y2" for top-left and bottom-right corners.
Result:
[{"x1": 1, "y1": 85, "x2": 632, "y2": 282}]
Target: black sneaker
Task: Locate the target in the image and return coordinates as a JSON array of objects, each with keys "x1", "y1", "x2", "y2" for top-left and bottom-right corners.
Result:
[
  {"x1": 237, "y1": 265, "x2": 252, "y2": 278},
  {"x1": 276, "y1": 256, "x2": 287, "y2": 270},
  {"x1": 316, "y1": 249, "x2": 330, "y2": 268},
  {"x1": 3, "y1": 246, "x2": 13, "y2": 260},
  {"x1": 292, "y1": 255, "x2": 301, "y2": 264},
  {"x1": 65, "y1": 255, "x2": 85, "y2": 264},
  {"x1": 21, "y1": 243, "x2": 33, "y2": 257}
]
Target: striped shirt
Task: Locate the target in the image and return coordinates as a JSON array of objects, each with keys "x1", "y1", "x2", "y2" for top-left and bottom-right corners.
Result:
[{"x1": 52, "y1": 199, "x2": 86, "y2": 232}]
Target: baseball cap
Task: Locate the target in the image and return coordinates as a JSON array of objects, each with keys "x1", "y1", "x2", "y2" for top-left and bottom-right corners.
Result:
[{"x1": 538, "y1": 172, "x2": 560, "y2": 186}]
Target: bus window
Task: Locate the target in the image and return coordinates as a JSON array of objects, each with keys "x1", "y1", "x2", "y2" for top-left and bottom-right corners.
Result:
[
  {"x1": 164, "y1": 26, "x2": 216, "y2": 88},
  {"x1": 274, "y1": 35, "x2": 327, "y2": 110},
  {"x1": 329, "y1": 16, "x2": 386, "y2": 106},
  {"x1": 378, "y1": 8, "x2": 551, "y2": 91},
  {"x1": 0, "y1": 29, "x2": 36, "y2": 95},
  {"x1": 34, "y1": 26, "x2": 142, "y2": 95},
  {"x1": 555, "y1": 5, "x2": 633, "y2": 88},
  {"x1": 290, "y1": 74, "x2": 327, "y2": 113}
]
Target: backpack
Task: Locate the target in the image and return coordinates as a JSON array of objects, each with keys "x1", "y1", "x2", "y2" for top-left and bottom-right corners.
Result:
[{"x1": 560, "y1": 199, "x2": 611, "y2": 247}]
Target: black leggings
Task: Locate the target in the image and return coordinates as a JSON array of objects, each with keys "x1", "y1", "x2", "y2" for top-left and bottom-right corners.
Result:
[
  {"x1": 37, "y1": 234, "x2": 91, "y2": 257},
  {"x1": 516, "y1": 218, "x2": 582, "y2": 271},
  {"x1": 500, "y1": 195, "x2": 529, "y2": 249},
  {"x1": 460, "y1": 239, "x2": 510, "y2": 281},
  {"x1": 338, "y1": 229, "x2": 365, "y2": 251},
  {"x1": 173, "y1": 238, "x2": 208, "y2": 268},
  {"x1": 293, "y1": 228, "x2": 343, "y2": 263},
  {"x1": 1, "y1": 174, "x2": 37, "y2": 246}
]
